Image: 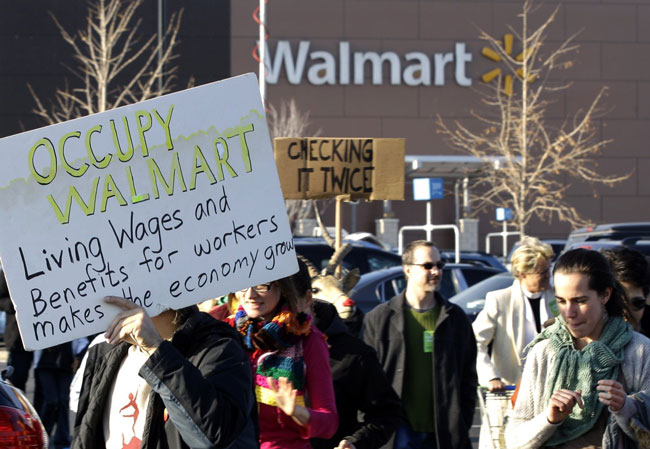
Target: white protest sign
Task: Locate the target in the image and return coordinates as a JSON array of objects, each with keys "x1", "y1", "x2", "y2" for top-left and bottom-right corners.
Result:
[{"x1": 0, "y1": 73, "x2": 297, "y2": 350}]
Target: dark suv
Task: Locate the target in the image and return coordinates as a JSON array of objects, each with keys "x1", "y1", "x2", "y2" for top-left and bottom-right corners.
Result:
[
  {"x1": 565, "y1": 238, "x2": 650, "y2": 257},
  {"x1": 294, "y1": 238, "x2": 402, "y2": 275},
  {"x1": 564, "y1": 222, "x2": 650, "y2": 250}
]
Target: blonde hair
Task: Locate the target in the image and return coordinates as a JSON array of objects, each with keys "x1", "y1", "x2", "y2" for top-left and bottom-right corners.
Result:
[{"x1": 511, "y1": 236, "x2": 553, "y2": 279}]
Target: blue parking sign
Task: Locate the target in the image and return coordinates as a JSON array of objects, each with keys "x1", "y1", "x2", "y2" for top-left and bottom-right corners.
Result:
[
  {"x1": 413, "y1": 178, "x2": 444, "y2": 201},
  {"x1": 496, "y1": 207, "x2": 513, "y2": 221}
]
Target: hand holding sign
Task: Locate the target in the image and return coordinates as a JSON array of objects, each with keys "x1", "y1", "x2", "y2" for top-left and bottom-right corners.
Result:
[{"x1": 103, "y1": 296, "x2": 165, "y2": 354}]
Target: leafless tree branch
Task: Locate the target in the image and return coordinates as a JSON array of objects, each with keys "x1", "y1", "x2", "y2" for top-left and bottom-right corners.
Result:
[
  {"x1": 437, "y1": 0, "x2": 630, "y2": 237},
  {"x1": 29, "y1": 0, "x2": 184, "y2": 123},
  {"x1": 267, "y1": 98, "x2": 327, "y2": 231}
]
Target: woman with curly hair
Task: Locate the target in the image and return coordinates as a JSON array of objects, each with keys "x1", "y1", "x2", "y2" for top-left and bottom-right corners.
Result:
[{"x1": 233, "y1": 268, "x2": 338, "y2": 449}]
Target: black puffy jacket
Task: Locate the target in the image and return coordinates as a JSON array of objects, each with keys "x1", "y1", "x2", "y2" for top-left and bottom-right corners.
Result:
[{"x1": 72, "y1": 308, "x2": 258, "y2": 449}]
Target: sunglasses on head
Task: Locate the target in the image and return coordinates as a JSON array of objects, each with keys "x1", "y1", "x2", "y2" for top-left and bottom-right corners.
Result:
[
  {"x1": 629, "y1": 296, "x2": 647, "y2": 312},
  {"x1": 411, "y1": 261, "x2": 445, "y2": 270}
]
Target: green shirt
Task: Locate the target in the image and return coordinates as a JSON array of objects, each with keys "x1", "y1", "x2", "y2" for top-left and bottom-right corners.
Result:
[{"x1": 402, "y1": 304, "x2": 441, "y2": 432}]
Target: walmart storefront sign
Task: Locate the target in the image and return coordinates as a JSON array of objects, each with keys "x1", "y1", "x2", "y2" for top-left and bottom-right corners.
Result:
[{"x1": 266, "y1": 41, "x2": 473, "y2": 87}]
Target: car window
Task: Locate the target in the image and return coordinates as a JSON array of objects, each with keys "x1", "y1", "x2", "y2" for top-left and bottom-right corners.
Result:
[
  {"x1": 346, "y1": 249, "x2": 370, "y2": 273},
  {"x1": 296, "y1": 245, "x2": 334, "y2": 271},
  {"x1": 450, "y1": 274, "x2": 514, "y2": 308},
  {"x1": 393, "y1": 275, "x2": 407, "y2": 295},
  {"x1": 439, "y1": 269, "x2": 456, "y2": 299},
  {"x1": 367, "y1": 251, "x2": 401, "y2": 272},
  {"x1": 461, "y1": 267, "x2": 498, "y2": 287},
  {"x1": 384, "y1": 279, "x2": 397, "y2": 300}
]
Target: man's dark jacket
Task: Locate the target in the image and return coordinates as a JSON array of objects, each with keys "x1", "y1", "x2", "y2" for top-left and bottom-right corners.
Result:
[
  {"x1": 310, "y1": 300, "x2": 404, "y2": 449},
  {"x1": 72, "y1": 308, "x2": 258, "y2": 449},
  {"x1": 362, "y1": 291, "x2": 478, "y2": 449}
]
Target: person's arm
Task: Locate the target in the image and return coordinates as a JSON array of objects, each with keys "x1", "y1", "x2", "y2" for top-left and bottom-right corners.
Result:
[
  {"x1": 140, "y1": 338, "x2": 253, "y2": 448},
  {"x1": 342, "y1": 347, "x2": 404, "y2": 449},
  {"x1": 504, "y1": 343, "x2": 559, "y2": 449},
  {"x1": 69, "y1": 335, "x2": 105, "y2": 413},
  {"x1": 459, "y1": 311, "x2": 478, "y2": 430},
  {"x1": 299, "y1": 330, "x2": 338, "y2": 439},
  {"x1": 608, "y1": 337, "x2": 650, "y2": 440},
  {"x1": 472, "y1": 290, "x2": 501, "y2": 387}
]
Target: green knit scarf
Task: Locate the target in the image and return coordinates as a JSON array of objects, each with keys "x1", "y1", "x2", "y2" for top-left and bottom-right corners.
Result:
[{"x1": 527, "y1": 314, "x2": 632, "y2": 446}]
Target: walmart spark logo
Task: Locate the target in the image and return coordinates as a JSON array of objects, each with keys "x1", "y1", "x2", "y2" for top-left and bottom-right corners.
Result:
[{"x1": 481, "y1": 34, "x2": 535, "y2": 96}]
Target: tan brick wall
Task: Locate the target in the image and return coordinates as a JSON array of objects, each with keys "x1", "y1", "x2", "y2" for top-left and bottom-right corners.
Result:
[{"x1": 232, "y1": 0, "x2": 650, "y2": 248}]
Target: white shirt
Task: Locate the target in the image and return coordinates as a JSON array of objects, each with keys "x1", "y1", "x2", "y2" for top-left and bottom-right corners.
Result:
[{"x1": 103, "y1": 345, "x2": 153, "y2": 449}]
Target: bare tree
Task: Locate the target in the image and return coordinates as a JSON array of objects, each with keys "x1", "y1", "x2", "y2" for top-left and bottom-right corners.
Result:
[
  {"x1": 28, "y1": 0, "x2": 183, "y2": 125},
  {"x1": 267, "y1": 98, "x2": 326, "y2": 231},
  {"x1": 437, "y1": 0, "x2": 629, "y2": 237}
]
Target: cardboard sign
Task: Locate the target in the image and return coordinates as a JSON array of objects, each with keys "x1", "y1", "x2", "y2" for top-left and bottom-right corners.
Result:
[
  {"x1": 273, "y1": 137, "x2": 405, "y2": 200},
  {"x1": 0, "y1": 73, "x2": 297, "y2": 350}
]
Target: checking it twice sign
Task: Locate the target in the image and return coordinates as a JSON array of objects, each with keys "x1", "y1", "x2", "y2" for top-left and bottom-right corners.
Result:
[
  {"x1": 0, "y1": 73, "x2": 296, "y2": 350},
  {"x1": 274, "y1": 138, "x2": 405, "y2": 200}
]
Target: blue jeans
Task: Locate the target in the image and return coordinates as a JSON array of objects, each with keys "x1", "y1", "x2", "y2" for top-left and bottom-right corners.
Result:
[{"x1": 394, "y1": 423, "x2": 437, "y2": 449}]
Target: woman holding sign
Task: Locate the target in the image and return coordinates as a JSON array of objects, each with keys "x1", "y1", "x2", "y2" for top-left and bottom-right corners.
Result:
[
  {"x1": 232, "y1": 267, "x2": 338, "y2": 449},
  {"x1": 71, "y1": 298, "x2": 258, "y2": 449},
  {"x1": 505, "y1": 249, "x2": 650, "y2": 448}
]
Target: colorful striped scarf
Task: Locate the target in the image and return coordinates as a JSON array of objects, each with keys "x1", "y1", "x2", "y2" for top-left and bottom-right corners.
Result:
[{"x1": 234, "y1": 305, "x2": 312, "y2": 407}]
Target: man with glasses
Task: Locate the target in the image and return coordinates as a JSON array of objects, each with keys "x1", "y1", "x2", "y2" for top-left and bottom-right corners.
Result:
[
  {"x1": 362, "y1": 240, "x2": 477, "y2": 449},
  {"x1": 602, "y1": 247, "x2": 650, "y2": 338}
]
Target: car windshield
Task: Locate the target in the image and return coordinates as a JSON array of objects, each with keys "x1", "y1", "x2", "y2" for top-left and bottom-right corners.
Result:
[{"x1": 449, "y1": 274, "x2": 514, "y2": 314}]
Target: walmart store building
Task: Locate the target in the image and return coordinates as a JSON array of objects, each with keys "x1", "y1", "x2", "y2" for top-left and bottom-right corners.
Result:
[{"x1": 3, "y1": 0, "x2": 649, "y2": 250}]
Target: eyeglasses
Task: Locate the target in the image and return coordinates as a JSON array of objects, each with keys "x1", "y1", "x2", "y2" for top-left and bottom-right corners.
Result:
[
  {"x1": 629, "y1": 296, "x2": 647, "y2": 312},
  {"x1": 240, "y1": 283, "x2": 274, "y2": 294},
  {"x1": 409, "y1": 261, "x2": 445, "y2": 270}
]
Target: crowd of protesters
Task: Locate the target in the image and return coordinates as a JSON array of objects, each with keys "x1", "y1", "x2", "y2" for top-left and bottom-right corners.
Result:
[{"x1": 2, "y1": 236, "x2": 650, "y2": 449}]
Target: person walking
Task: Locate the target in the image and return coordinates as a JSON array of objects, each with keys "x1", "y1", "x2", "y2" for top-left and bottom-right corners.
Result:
[
  {"x1": 233, "y1": 271, "x2": 338, "y2": 448},
  {"x1": 363, "y1": 240, "x2": 478, "y2": 449},
  {"x1": 505, "y1": 248, "x2": 650, "y2": 448},
  {"x1": 72, "y1": 297, "x2": 258, "y2": 449},
  {"x1": 602, "y1": 247, "x2": 650, "y2": 337},
  {"x1": 473, "y1": 236, "x2": 557, "y2": 391},
  {"x1": 289, "y1": 259, "x2": 404, "y2": 449}
]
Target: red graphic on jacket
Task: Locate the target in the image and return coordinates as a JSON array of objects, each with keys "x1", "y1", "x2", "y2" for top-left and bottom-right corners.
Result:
[{"x1": 119, "y1": 388, "x2": 141, "y2": 449}]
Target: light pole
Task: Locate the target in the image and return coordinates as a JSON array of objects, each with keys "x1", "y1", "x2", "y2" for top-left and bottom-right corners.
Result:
[
  {"x1": 157, "y1": 0, "x2": 166, "y2": 93},
  {"x1": 258, "y1": 0, "x2": 267, "y2": 103}
]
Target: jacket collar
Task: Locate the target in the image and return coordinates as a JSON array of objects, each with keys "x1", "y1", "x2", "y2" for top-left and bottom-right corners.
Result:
[
  {"x1": 390, "y1": 290, "x2": 451, "y2": 330},
  {"x1": 169, "y1": 306, "x2": 201, "y2": 355}
]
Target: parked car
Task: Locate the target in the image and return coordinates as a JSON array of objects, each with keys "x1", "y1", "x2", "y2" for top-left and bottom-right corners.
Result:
[
  {"x1": 440, "y1": 251, "x2": 507, "y2": 270},
  {"x1": 564, "y1": 238, "x2": 650, "y2": 257},
  {"x1": 295, "y1": 238, "x2": 402, "y2": 275},
  {"x1": 349, "y1": 264, "x2": 505, "y2": 314},
  {"x1": 564, "y1": 222, "x2": 650, "y2": 250},
  {"x1": 448, "y1": 272, "x2": 515, "y2": 321},
  {"x1": 0, "y1": 370, "x2": 48, "y2": 448}
]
